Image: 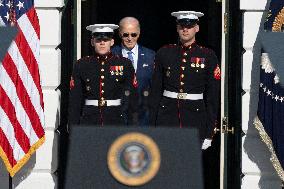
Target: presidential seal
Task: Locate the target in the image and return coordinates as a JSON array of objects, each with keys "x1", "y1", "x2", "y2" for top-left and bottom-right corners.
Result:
[{"x1": 107, "y1": 132, "x2": 161, "y2": 186}]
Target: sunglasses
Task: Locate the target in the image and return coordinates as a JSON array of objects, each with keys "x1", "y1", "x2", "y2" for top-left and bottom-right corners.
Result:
[{"x1": 121, "y1": 33, "x2": 138, "y2": 38}]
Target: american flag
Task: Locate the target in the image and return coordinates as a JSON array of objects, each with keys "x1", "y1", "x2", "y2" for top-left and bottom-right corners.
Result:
[
  {"x1": 264, "y1": 0, "x2": 284, "y2": 32},
  {"x1": 254, "y1": 0, "x2": 284, "y2": 182},
  {"x1": 0, "y1": 0, "x2": 45, "y2": 177}
]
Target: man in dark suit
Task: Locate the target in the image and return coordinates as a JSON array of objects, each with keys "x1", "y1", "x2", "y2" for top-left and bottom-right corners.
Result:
[{"x1": 112, "y1": 17, "x2": 155, "y2": 126}]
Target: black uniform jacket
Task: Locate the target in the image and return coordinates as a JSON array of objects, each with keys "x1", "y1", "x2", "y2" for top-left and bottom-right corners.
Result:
[
  {"x1": 68, "y1": 52, "x2": 136, "y2": 127},
  {"x1": 149, "y1": 42, "x2": 220, "y2": 139}
]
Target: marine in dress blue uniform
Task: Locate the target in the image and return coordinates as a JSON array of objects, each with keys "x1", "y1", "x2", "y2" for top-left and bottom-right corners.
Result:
[
  {"x1": 68, "y1": 24, "x2": 136, "y2": 127},
  {"x1": 149, "y1": 11, "x2": 221, "y2": 145}
]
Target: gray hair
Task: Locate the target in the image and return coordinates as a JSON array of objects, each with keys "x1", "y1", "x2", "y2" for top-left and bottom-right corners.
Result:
[{"x1": 119, "y1": 17, "x2": 140, "y2": 31}]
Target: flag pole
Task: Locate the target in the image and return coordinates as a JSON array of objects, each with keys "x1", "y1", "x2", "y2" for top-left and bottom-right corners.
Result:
[
  {"x1": 9, "y1": 174, "x2": 12, "y2": 189},
  {"x1": 8, "y1": 2, "x2": 15, "y2": 189}
]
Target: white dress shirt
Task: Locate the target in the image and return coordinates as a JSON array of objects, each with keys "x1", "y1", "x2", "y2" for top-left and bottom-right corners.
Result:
[{"x1": 122, "y1": 44, "x2": 139, "y2": 72}]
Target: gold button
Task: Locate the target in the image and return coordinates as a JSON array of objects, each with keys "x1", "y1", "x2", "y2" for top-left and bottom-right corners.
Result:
[
  {"x1": 181, "y1": 67, "x2": 185, "y2": 70},
  {"x1": 86, "y1": 78, "x2": 90, "y2": 82},
  {"x1": 101, "y1": 61, "x2": 105, "y2": 65},
  {"x1": 179, "y1": 89, "x2": 183, "y2": 93},
  {"x1": 183, "y1": 52, "x2": 187, "y2": 56},
  {"x1": 181, "y1": 74, "x2": 185, "y2": 78},
  {"x1": 101, "y1": 75, "x2": 104, "y2": 79},
  {"x1": 101, "y1": 90, "x2": 104, "y2": 93},
  {"x1": 116, "y1": 79, "x2": 119, "y2": 81},
  {"x1": 182, "y1": 59, "x2": 186, "y2": 63},
  {"x1": 86, "y1": 86, "x2": 91, "y2": 91},
  {"x1": 101, "y1": 69, "x2": 104, "y2": 72},
  {"x1": 180, "y1": 82, "x2": 184, "y2": 85},
  {"x1": 101, "y1": 83, "x2": 104, "y2": 86},
  {"x1": 100, "y1": 97, "x2": 104, "y2": 100}
]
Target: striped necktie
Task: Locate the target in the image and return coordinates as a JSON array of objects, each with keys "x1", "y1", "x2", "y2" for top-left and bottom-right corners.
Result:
[{"x1": 127, "y1": 51, "x2": 134, "y2": 66}]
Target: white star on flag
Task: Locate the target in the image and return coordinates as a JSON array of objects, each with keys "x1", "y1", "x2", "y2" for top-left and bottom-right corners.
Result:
[
  {"x1": 4, "y1": 11, "x2": 9, "y2": 21},
  {"x1": 17, "y1": 1, "x2": 24, "y2": 10},
  {"x1": 6, "y1": 1, "x2": 11, "y2": 8},
  {"x1": 0, "y1": 0, "x2": 4, "y2": 7}
]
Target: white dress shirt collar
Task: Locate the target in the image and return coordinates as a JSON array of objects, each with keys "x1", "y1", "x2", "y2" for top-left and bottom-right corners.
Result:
[{"x1": 121, "y1": 44, "x2": 139, "y2": 72}]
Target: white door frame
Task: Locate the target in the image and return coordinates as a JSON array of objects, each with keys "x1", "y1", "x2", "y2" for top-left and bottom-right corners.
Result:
[
  {"x1": 74, "y1": 1, "x2": 228, "y2": 188},
  {"x1": 76, "y1": 0, "x2": 82, "y2": 60},
  {"x1": 220, "y1": 0, "x2": 229, "y2": 188}
]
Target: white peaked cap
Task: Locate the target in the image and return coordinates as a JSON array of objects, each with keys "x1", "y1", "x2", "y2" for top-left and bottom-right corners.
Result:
[
  {"x1": 171, "y1": 11, "x2": 204, "y2": 20},
  {"x1": 86, "y1": 24, "x2": 119, "y2": 33}
]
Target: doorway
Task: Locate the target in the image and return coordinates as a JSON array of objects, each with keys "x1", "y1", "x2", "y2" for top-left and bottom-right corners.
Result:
[
  {"x1": 81, "y1": 0, "x2": 222, "y2": 59},
  {"x1": 80, "y1": 1, "x2": 222, "y2": 189}
]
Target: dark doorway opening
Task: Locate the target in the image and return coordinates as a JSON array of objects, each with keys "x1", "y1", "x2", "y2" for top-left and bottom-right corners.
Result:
[
  {"x1": 81, "y1": 0, "x2": 222, "y2": 59},
  {"x1": 80, "y1": 1, "x2": 222, "y2": 189}
]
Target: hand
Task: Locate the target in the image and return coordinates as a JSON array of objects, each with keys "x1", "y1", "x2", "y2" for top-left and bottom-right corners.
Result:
[{"x1": 201, "y1": 139, "x2": 212, "y2": 150}]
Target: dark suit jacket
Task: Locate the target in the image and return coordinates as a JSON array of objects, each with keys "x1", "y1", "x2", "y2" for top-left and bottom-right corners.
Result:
[{"x1": 112, "y1": 45, "x2": 155, "y2": 126}]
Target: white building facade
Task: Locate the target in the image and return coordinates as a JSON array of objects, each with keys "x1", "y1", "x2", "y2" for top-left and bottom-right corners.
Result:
[{"x1": 0, "y1": 0, "x2": 283, "y2": 188}]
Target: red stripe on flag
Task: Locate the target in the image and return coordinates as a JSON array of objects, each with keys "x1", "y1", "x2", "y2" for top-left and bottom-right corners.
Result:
[
  {"x1": 0, "y1": 86, "x2": 31, "y2": 153},
  {"x1": 0, "y1": 128, "x2": 17, "y2": 167},
  {"x1": 15, "y1": 30, "x2": 44, "y2": 108},
  {"x1": 26, "y1": 7, "x2": 40, "y2": 39},
  {"x1": 2, "y1": 55, "x2": 45, "y2": 138}
]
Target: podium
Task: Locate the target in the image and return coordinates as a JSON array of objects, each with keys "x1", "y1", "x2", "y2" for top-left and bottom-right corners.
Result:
[{"x1": 64, "y1": 126, "x2": 204, "y2": 189}]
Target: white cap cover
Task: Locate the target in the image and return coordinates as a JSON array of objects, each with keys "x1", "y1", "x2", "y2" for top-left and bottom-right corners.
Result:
[
  {"x1": 86, "y1": 24, "x2": 119, "y2": 33},
  {"x1": 171, "y1": 11, "x2": 204, "y2": 20}
]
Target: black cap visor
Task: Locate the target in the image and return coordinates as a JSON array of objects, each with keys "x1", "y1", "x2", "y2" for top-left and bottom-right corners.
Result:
[
  {"x1": 93, "y1": 32, "x2": 114, "y2": 40},
  {"x1": 177, "y1": 19, "x2": 199, "y2": 28}
]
